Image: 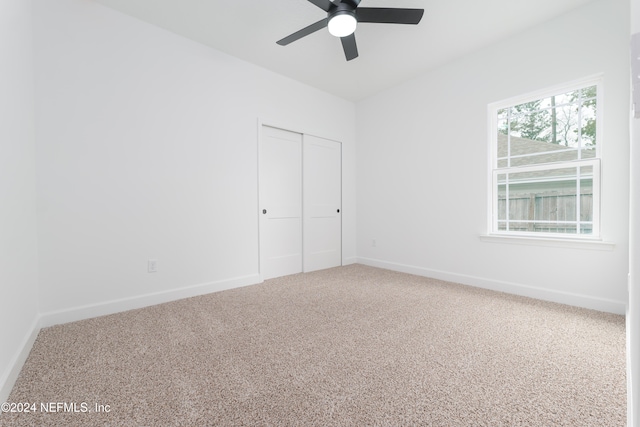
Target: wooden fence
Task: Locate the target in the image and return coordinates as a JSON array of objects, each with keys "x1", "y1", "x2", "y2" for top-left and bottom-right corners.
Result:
[{"x1": 498, "y1": 191, "x2": 593, "y2": 234}]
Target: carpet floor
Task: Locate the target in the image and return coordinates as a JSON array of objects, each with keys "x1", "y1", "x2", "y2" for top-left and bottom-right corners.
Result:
[{"x1": 1, "y1": 264, "x2": 626, "y2": 426}]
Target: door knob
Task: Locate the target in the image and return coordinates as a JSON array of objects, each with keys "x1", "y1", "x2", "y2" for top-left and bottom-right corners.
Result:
[
  {"x1": 262, "y1": 209, "x2": 267, "y2": 214},
  {"x1": 337, "y1": 209, "x2": 340, "y2": 213}
]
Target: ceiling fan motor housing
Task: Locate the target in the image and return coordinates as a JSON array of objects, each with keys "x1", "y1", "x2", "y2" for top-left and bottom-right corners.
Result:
[{"x1": 329, "y1": 1, "x2": 357, "y2": 18}]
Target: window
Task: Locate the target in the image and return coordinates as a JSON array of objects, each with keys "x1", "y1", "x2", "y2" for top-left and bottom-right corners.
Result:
[{"x1": 489, "y1": 77, "x2": 602, "y2": 239}]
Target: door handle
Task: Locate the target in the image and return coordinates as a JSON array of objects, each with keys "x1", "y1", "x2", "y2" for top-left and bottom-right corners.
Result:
[
  {"x1": 262, "y1": 209, "x2": 267, "y2": 214},
  {"x1": 337, "y1": 209, "x2": 340, "y2": 213}
]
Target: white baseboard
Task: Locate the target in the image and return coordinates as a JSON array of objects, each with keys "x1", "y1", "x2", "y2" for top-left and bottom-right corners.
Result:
[
  {"x1": 39, "y1": 274, "x2": 262, "y2": 328},
  {"x1": 357, "y1": 257, "x2": 626, "y2": 315},
  {"x1": 627, "y1": 304, "x2": 634, "y2": 427},
  {"x1": 342, "y1": 256, "x2": 358, "y2": 266},
  {"x1": 0, "y1": 315, "x2": 41, "y2": 403}
]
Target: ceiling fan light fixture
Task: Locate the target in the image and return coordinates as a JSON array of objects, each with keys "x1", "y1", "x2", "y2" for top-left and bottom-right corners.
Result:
[
  {"x1": 328, "y1": 12, "x2": 357, "y2": 37},
  {"x1": 276, "y1": 1, "x2": 425, "y2": 61}
]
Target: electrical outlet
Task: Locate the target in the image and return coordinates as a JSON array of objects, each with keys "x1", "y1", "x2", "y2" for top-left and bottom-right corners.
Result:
[{"x1": 148, "y1": 259, "x2": 157, "y2": 273}]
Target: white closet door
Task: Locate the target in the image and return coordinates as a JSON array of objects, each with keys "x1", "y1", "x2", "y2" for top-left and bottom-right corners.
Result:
[
  {"x1": 303, "y1": 135, "x2": 342, "y2": 272},
  {"x1": 259, "y1": 126, "x2": 303, "y2": 280}
]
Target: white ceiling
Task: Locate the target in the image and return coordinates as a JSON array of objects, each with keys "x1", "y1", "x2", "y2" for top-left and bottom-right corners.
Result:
[{"x1": 92, "y1": 0, "x2": 598, "y2": 101}]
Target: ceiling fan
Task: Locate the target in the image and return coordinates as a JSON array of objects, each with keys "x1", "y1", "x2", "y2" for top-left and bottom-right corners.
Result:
[{"x1": 276, "y1": 0, "x2": 424, "y2": 61}]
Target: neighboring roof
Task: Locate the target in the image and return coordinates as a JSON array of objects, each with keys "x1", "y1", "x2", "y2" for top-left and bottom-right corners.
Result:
[{"x1": 497, "y1": 132, "x2": 595, "y2": 167}]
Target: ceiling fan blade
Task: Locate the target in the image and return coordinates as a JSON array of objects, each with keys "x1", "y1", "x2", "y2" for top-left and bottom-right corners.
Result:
[
  {"x1": 277, "y1": 18, "x2": 329, "y2": 46},
  {"x1": 356, "y1": 8, "x2": 424, "y2": 25},
  {"x1": 307, "y1": 0, "x2": 335, "y2": 12},
  {"x1": 340, "y1": 33, "x2": 358, "y2": 61}
]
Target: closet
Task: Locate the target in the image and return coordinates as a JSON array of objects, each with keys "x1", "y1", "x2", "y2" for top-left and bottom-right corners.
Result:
[{"x1": 259, "y1": 125, "x2": 342, "y2": 280}]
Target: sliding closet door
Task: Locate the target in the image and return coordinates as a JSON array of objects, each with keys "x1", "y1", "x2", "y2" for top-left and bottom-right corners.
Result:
[
  {"x1": 259, "y1": 126, "x2": 303, "y2": 280},
  {"x1": 303, "y1": 135, "x2": 342, "y2": 272}
]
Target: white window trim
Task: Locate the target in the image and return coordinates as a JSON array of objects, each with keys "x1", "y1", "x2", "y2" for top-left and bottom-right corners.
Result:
[
  {"x1": 486, "y1": 74, "x2": 605, "y2": 243},
  {"x1": 478, "y1": 234, "x2": 615, "y2": 251}
]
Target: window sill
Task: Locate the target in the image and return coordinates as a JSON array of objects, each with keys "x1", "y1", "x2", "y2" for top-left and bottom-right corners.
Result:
[{"x1": 479, "y1": 234, "x2": 615, "y2": 251}]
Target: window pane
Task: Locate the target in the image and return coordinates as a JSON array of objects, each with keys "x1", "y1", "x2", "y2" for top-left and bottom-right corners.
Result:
[
  {"x1": 579, "y1": 165, "x2": 594, "y2": 234},
  {"x1": 508, "y1": 107, "x2": 551, "y2": 142},
  {"x1": 580, "y1": 85, "x2": 597, "y2": 101},
  {"x1": 497, "y1": 173, "x2": 507, "y2": 226},
  {"x1": 580, "y1": 104, "x2": 597, "y2": 149},
  {"x1": 500, "y1": 129, "x2": 579, "y2": 168},
  {"x1": 497, "y1": 119, "x2": 508, "y2": 159},
  {"x1": 551, "y1": 103, "x2": 579, "y2": 148},
  {"x1": 496, "y1": 84, "x2": 597, "y2": 169},
  {"x1": 581, "y1": 146, "x2": 596, "y2": 159},
  {"x1": 552, "y1": 89, "x2": 580, "y2": 106},
  {"x1": 496, "y1": 166, "x2": 594, "y2": 234}
]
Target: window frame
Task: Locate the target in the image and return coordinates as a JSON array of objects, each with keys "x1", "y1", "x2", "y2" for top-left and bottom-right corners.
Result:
[{"x1": 487, "y1": 75, "x2": 604, "y2": 241}]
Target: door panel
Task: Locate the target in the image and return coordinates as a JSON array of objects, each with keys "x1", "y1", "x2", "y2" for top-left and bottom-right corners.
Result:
[
  {"x1": 303, "y1": 135, "x2": 342, "y2": 272},
  {"x1": 259, "y1": 126, "x2": 303, "y2": 279}
]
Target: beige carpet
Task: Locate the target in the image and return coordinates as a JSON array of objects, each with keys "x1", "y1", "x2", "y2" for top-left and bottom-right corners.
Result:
[{"x1": 1, "y1": 265, "x2": 626, "y2": 426}]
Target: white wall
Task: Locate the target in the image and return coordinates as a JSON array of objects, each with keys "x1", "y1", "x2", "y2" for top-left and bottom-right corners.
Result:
[
  {"x1": 33, "y1": 0, "x2": 356, "y2": 322},
  {"x1": 356, "y1": 0, "x2": 630, "y2": 314},
  {"x1": 0, "y1": 0, "x2": 40, "y2": 401},
  {"x1": 629, "y1": 0, "x2": 640, "y2": 424}
]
